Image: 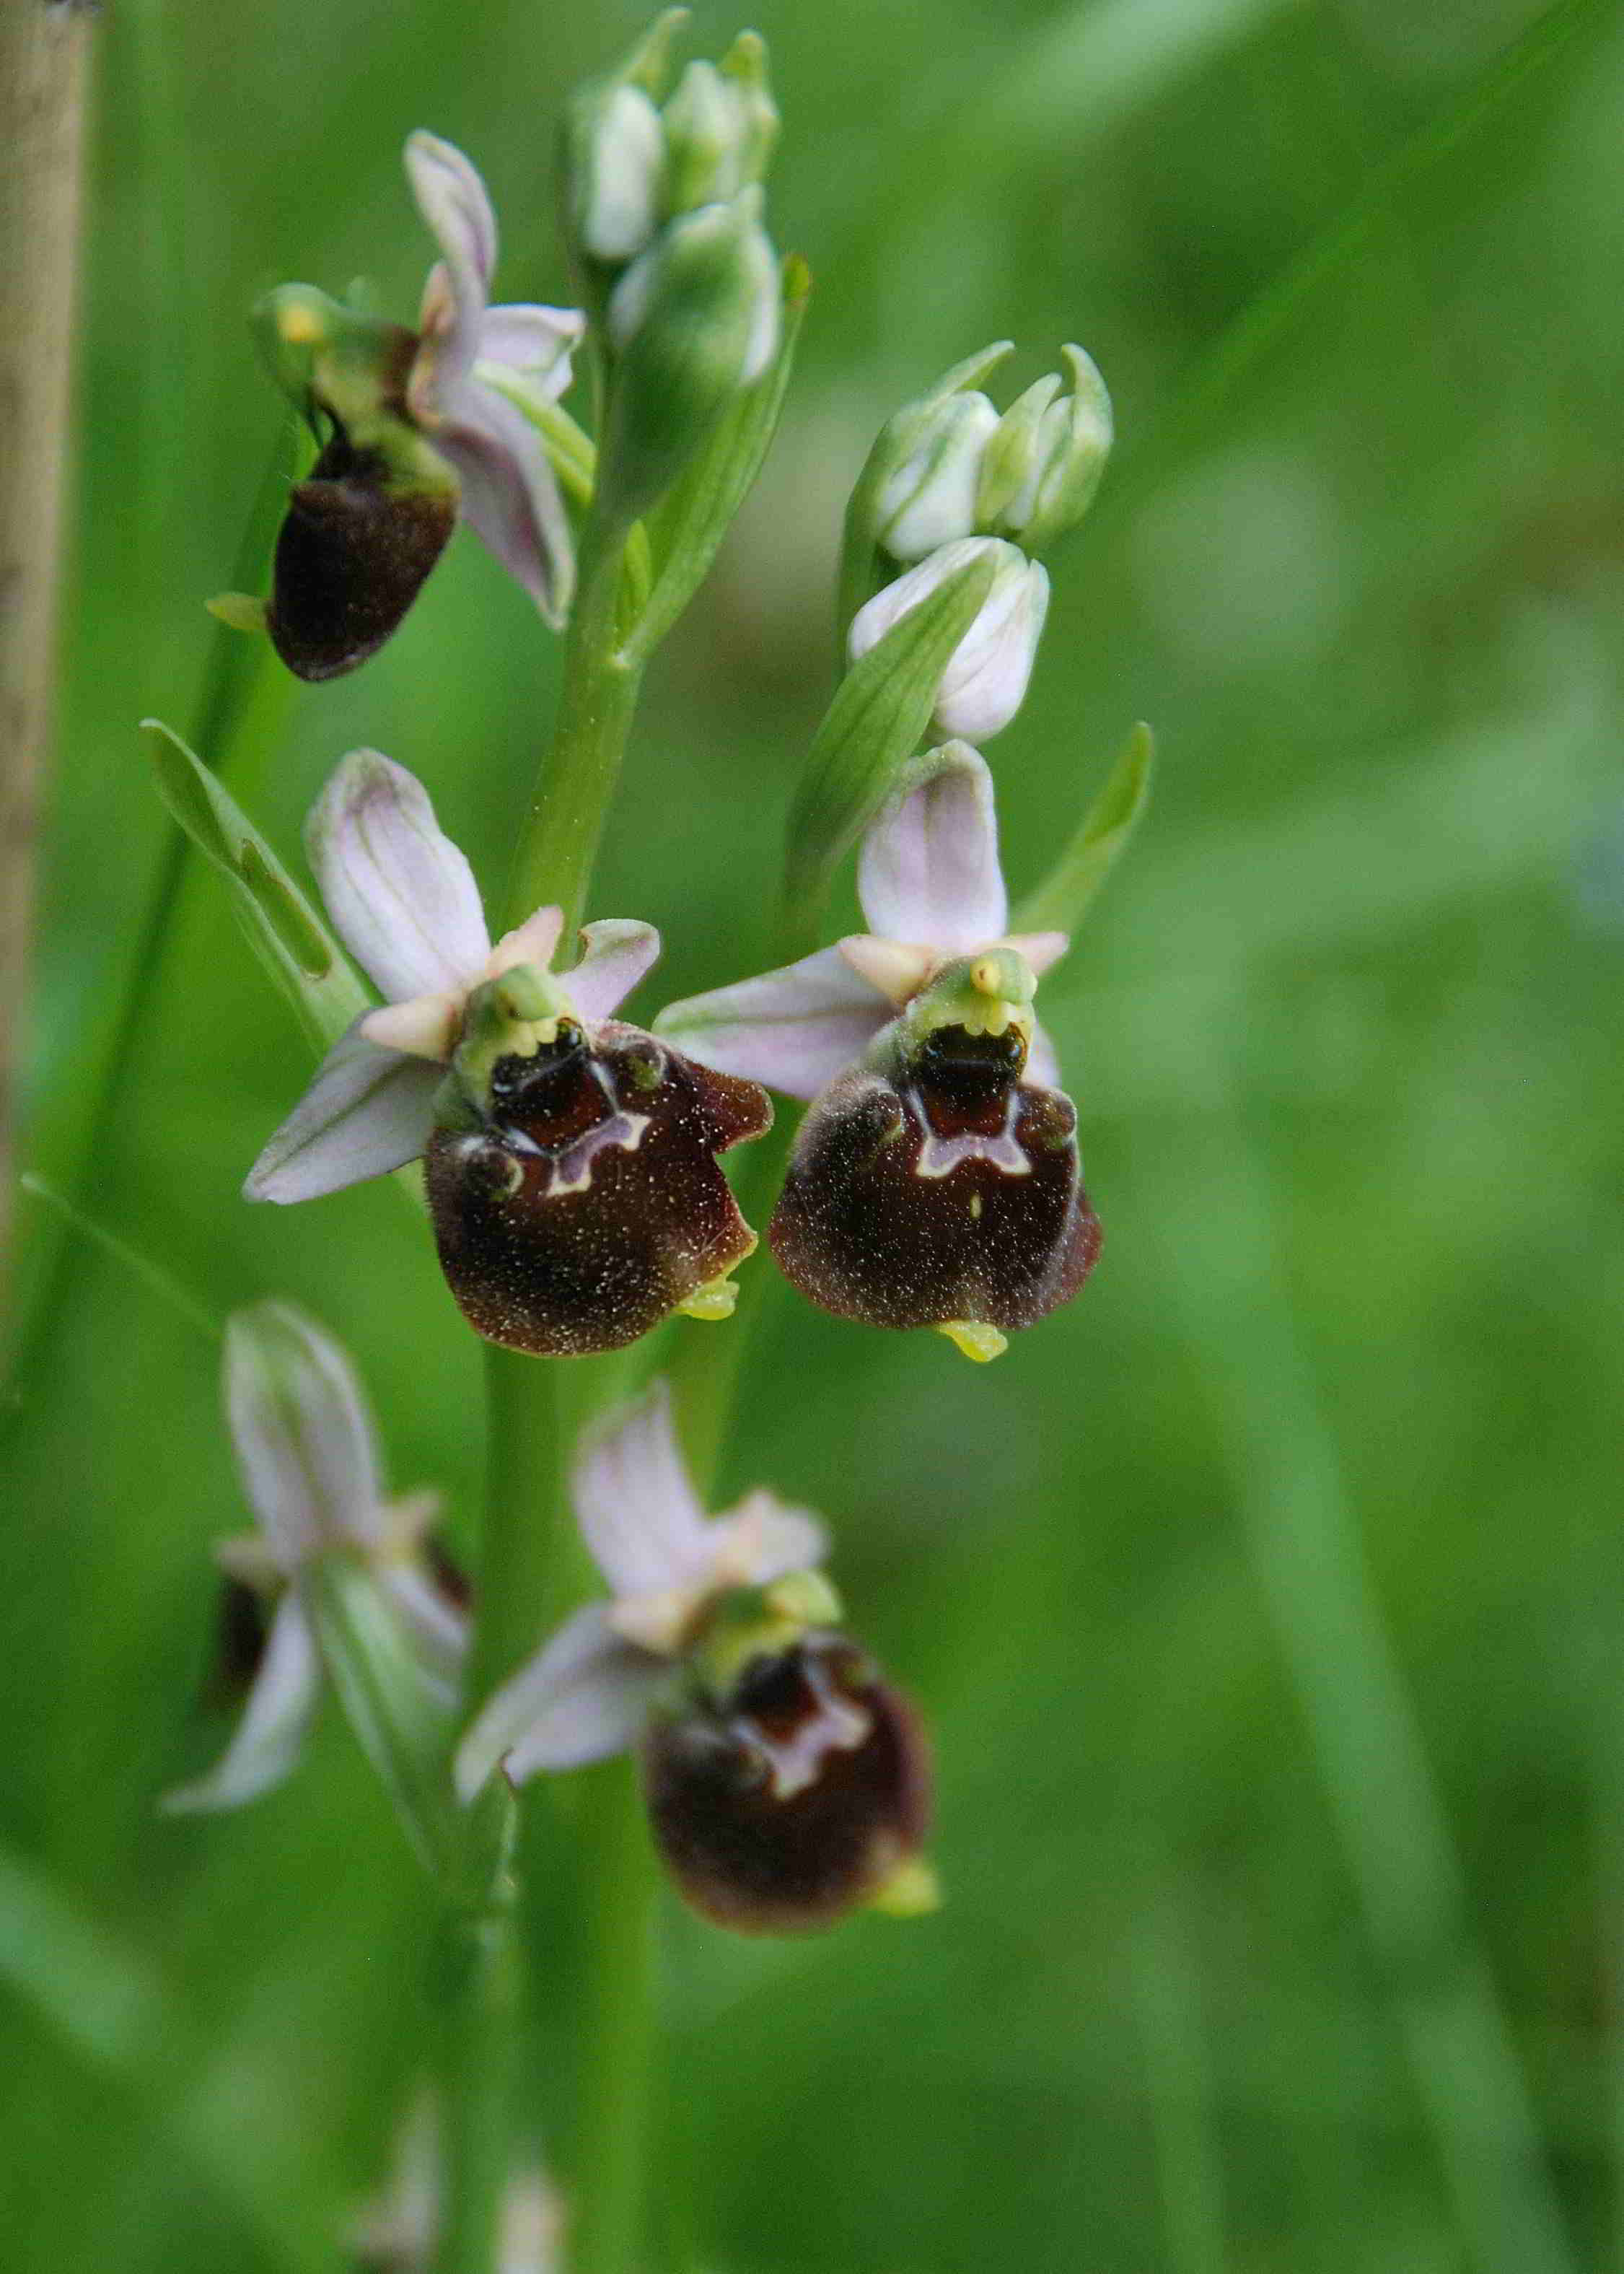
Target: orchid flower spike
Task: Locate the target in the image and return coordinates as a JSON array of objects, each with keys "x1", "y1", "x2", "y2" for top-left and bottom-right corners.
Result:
[
  {"x1": 246, "y1": 751, "x2": 772, "y2": 1357},
  {"x1": 457, "y1": 1381, "x2": 934, "y2": 1933},
  {"x1": 253, "y1": 133, "x2": 584, "y2": 679},
  {"x1": 656, "y1": 745, "x2": 1103, "y2": 1359},
  {"x1": 162, "y1": 1303, "x2": 465, "y2": 1814}
]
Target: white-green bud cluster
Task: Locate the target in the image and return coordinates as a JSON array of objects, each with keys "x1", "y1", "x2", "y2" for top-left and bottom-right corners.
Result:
[
  {"x1": 869, "y1": 341, "x2": 1112, "y2": 564},
  {"x1": 566, "y1": 14, "x2": 784, "y2": 520},
  {"x1": 840, "y1": 341, "x2": 1112, "y2": 743},
  {"x1": 571, "y1": 26, "x2": 778, "y2": 271}
]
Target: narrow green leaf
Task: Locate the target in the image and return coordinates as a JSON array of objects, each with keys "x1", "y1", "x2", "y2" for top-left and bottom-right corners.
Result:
[
  {"x1": 304, "y1": 1562, "x2": 462, "y2": 1884},
  {"x1": 783, "y1": 551, "x2": 998, "y2": 940},
  {"x1": 237, "y1": 843, "x2": 333, "y2": 979},
  {"x1": 141, "y1": 718, "x2": 368, "y2": 1051},
  {"x1": 621, "y1": 254, "x2": 810, "y2": 669},
  {"x1": 1015, "y1": 722, "x2": 1155, "y2": 935}
]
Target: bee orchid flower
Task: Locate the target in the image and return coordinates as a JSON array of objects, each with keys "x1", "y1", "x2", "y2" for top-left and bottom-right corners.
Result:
[
  {"x1": 255, "y1": 132, "x2": 584, "y2": 679},
  {"x1": 457, "y1": 1382, "x2": 933, "y2": 1933},
  {"x1": 655, "y1": 743, "x2": 1103, "y2": 1359},
  {"x1": 246, "y1": 751, "x2": 773, "y2": 1357},
  {"x1": 164, "y1": 1303, "x2": 465, "y2": 1814}
]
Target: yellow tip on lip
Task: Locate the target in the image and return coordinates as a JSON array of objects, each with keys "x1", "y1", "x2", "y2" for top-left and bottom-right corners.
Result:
[
  {"x1": 869, "y1": 1855, "x2": 943, "y2": 1918},
  {"x1": 678, "y1": 1268, "x2": 743, "y2": 1323},
  {"x1": 936, "y1": 1320, "x2": 1008, "y2": 1363}
]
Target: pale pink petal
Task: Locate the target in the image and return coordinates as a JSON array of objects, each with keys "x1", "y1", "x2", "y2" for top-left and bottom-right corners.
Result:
[
  {"x1": 434, "y1": 377, "x2": 574, "y2": 628},
  {"x1": 306, "y1": 751, "x2": 489, "y2": 1001},
  {"x1": 404, "y1": 131, "x2": 494, "y2": 399},
  {"x1": 654, "y1": 946, "x2": 890, "y2": 1100},
  {"x1": 859, "y1": 743, "x2": 1008, "y2": 951},
  {"x1": 454, "y1": 1605, "x2": 660, "y2": 1796},
  {"x1": 359, "y1": 993, "x2": 462, "y2": 1062},
  {"x1": 162, "y1": 1594, "x2": 322, "y2": 1813},
  {"x1": 1027, "y1": 1021, "x2": 1061, "y2": 1090},
  {"x1": 486, "y1": 904, "x2": 565, "y2": 981},
  {"x1": 476, "y1": 303, "x2": 584, "y2": 403},
  {"x1": 244, "y1": 1023, "x2": 442, "y2": 1204},
  {"x1": 566, "y1": 919, "x2": 662, "y2": 1026},
  {"x1": 836, "y1": 935, "x2": 934, "y2": 1007},
  {"x1": 223, "y1": 1300, "x2": 386, "y2": 1565},
  {"x1": 709, "y1": 1489, "x2": 827, "y2": 1588},
  {"x1": 1003, "y1": 930, "x2": 1069, "y2": 978},
  {"x1": 572, "y1": 1382, "x2": 713, "y2": 1600}
]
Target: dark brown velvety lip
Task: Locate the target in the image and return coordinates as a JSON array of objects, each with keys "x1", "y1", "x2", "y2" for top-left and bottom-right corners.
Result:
[
  {"x1": 641, "y1": 1634, "x2": 932, "y2": 1935},
  {"x1": 425, "y1": 1023, "x2": 773, "y2": 1357}
]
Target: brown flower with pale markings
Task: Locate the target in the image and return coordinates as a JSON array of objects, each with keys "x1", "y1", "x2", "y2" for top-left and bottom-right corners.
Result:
[
  {"x1": 246, "y1": 751, "x2": 772, "y2": 1356},
  {"x1": 254, "y1": 134, "x2": 582, "y2": 679},
  {"x1": 456, "y1": 1383, "x2": 935, "y2": 1933},
  {"x1": 657, "y1": 743, "x2": 1102, "y2": 1360}
]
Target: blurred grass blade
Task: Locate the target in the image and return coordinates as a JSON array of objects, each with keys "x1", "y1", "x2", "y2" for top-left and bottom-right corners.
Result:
[
  {"x1": 783, "y1": 550, "x2": 997, "y2": 943},
  {"x1": 19, "y1": 1174, "x2": 220, "y2": 1344},
  {"x1": 1087, "y1": 0, "x2": 1613, "y2": 549},
  {"x1": 0, "y1": 1841, "x2": 163, "y2": 2068},
  {"x1": 1156, "y1": 1041, "x2": 1579, "y2": 2274},
  {"x1": 1130, "y1": 1877, "x2": 1229, "y2": 2274},
  {"x1": 0, "y1": 1842, "x2": 330, "y2": 2274},
  {"x1": 624, "y1": 255, "x2": 812, "y2": 670},
  {"x1": 142, "y1": 718, "x2": 368, "y2": 1052},
  {"x1": 1017, "y1": 722, "x2": 1154, "y2": 935}
]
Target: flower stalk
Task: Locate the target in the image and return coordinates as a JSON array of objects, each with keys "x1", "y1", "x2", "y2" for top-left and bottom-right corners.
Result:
[{"x1": 0, "y1": 0, "x2": 93, "y2": 1317}]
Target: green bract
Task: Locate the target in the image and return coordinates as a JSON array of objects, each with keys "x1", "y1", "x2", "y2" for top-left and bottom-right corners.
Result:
[{"x1": 783, "y1": 548, "x2": 1000, "y2": 937}]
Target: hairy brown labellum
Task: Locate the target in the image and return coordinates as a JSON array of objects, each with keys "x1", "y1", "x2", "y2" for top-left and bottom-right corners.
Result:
[
  {"x1": 770, "y1": 1024, "x2": 1102, "y2": 1332},
  {"x1": 642, "y1": 1634, "x2": 932, "y2": 1934},
  {"x1": 267, "y1": 421, "x2": 456, "y2": 682},
  {"x1": 425, "y1": 1020, "x2": 772, "y2": 1357},
  {"x1": 212, "y1": 1578, "x2": 271, "y2": 1702}
]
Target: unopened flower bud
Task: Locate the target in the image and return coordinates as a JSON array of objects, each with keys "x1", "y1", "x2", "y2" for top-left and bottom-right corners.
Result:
[
  {"x1": 993, "y1": 344, "x2": 1112, "y2": 552},
  {"x1": 849, "y1": 537, "x2": 1049, "y2": 743},
  {"x1": 769, "y1": 953, "x2": 1102, "y2": 1354},
  {"x1": 873, "y1": 392, "x2": 1001, "y2": 561},
  {"x1": 716, "y1": 31, "x2": 779, "y2": 189},
  {"x1": 643, "y1": 1632, "x2": 932, "y2": 1933},
  {"x1": 574, "y1": 82, "x2": 666, "y2": 262},
  {"x1": 661, "y1": 61, "x2": 742, "y2": 212},
  {"x1": 602, "y1": 188, "x2": 780, "y2": 520}
]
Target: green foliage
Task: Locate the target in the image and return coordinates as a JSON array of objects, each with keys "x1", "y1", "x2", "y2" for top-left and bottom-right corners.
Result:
[
  {"x1": 8, "y1": 1, "x2": 1624, "y2": 2270},
  {"x1": 1017, "y1": 722, "x2": 1155, "y2": 936}
]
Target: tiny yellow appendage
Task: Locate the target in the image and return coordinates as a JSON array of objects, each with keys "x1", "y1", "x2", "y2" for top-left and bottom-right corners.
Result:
[
  {"x1": 678, "y1": 1271, "x2": 742, "y2": 1323},
  {"x1": 206, "y1": 592, "x2": 267, "y2": 634},
  {"x1": 869, "y1": 1856, "x2": 943, "y2": 1919},
  {"x1": 936, "y1": 1319, "x2": 1007, "y2": 1364}
]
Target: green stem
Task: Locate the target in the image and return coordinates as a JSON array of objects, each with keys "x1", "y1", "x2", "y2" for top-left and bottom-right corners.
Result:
[
  {"x1": 474, "y1": 1347, "x2": 574, "y2": 1705},
  {"x1": 431, "y1": 1903, "x2": 524, "y2": 2274},
  {"x1": 460, "y1": 497, "x2": 659, "y2": 2274},
  {"x1": 566, "y1": 1757, "x2": 658, "y2": 2274},
  {"x1": 501, "y1": 518, "x2": 646, "y2": 943}
]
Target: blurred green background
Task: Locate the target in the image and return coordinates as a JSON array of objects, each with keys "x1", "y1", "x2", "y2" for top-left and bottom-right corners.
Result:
[{"x1": 6, "y1": 0, "x2": 1624, "y2": 2267}]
